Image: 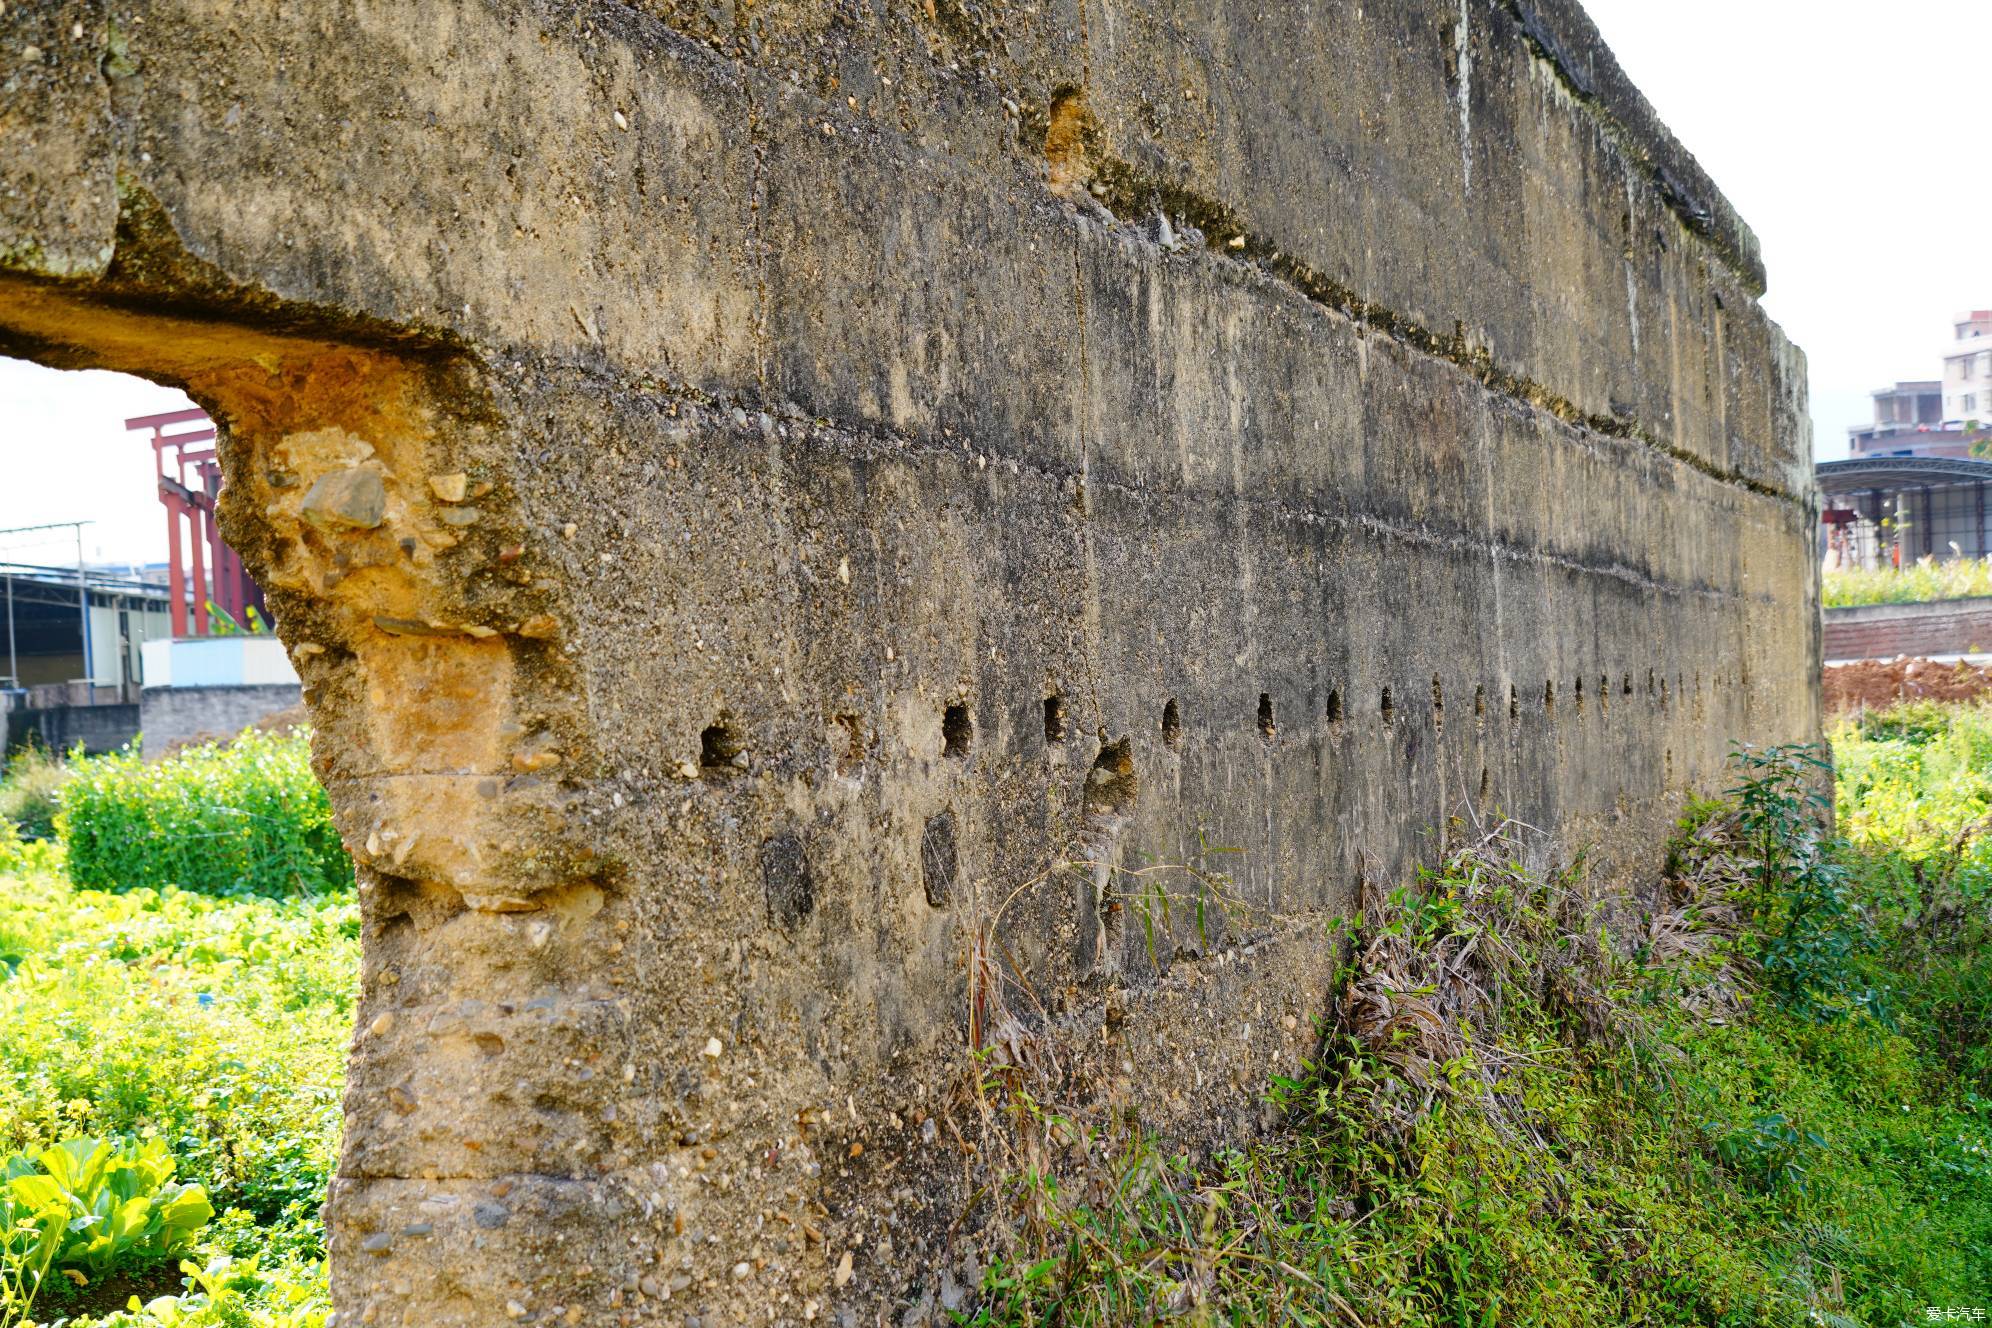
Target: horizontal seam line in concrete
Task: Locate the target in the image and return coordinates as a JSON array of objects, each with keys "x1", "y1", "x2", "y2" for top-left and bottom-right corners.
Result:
[
  {"x1": 586, "y1": 0, "x2": 1792, "y2": 506},
  {"x1": 544, "y1": 364, "x2": 1789, "y2": 609},
  {"x1": 1085, "y1": 166, "x2": 1794, "y2": 509}
]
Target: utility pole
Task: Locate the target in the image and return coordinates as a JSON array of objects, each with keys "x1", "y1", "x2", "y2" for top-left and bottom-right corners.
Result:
[
  {"x1": 76, "y1": 522, "x2": 93, "y2": 692},
  {"x1": 4, "y1": 569, "x2": 14, "y2": 688}
]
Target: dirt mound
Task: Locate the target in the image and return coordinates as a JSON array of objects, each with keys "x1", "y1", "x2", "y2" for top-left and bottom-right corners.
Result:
[{"x1": 1824, "y1": 656, "x2": 1992, "y2": 715}]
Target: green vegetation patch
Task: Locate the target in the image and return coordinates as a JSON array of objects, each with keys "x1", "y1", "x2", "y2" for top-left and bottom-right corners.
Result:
[
  {"x1": 57, "y1": 731, "x2": 350, "y2": 900},
  {"x1": 963, "y1": 744, "x2": 1992, "y2": 1327},
  {"x1": 1823, "y1": 555, "x2": 1992, "y2": 608},
  {"x1": 0, "y1": 841, "x2": 350, "y2": 1327}
]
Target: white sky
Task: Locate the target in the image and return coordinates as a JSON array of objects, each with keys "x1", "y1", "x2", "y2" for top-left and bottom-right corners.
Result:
[
  {"x1": 0, "y1": 359, "x2": 194, "y2": 567},
  {"x1": 2, "y1": 1, "x2": 1986, "y2": 561},
  {"x1": 1582, "y1": 0, "x2": 1992, "y2": 459}
]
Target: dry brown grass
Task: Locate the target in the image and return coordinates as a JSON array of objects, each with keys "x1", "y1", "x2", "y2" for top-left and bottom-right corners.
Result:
[{"x1": 1329, "y1": 814, "x2": 1752, "y2": 1145}]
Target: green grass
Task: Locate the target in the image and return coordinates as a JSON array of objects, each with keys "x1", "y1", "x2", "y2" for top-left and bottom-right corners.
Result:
[
  {"x1": 965, "y1": 734, "x2": 1992, "y2": 1327},
  {"x1": 1823, "y1": 554, "x2": 1992, "y2": 608},
  {"x1": 0, "y1": 840, "x2": 350, "y2": 1327}
]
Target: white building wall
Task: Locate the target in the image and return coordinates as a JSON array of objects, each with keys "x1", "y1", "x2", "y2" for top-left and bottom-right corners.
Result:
[
  {"x1": 1943, "y1": 314, "x2": 1992, "y2": 424},
  {"x1": 84, "y1": 600, "x2": 173, "y2": 686}
]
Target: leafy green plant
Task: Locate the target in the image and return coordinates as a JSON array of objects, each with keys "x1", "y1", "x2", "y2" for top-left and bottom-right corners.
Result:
[
  {"x1": 8, "y1": 1137, "x2": 213, "y2": 1274},
  {"x1": 1709, "y1": 1112, "x2": 1829, "y2": 1195},
  {"x1": 1728, "y1": 743, "x2": 1883, "y2": 1021},
  {"x1": 58, "y1": 730, "x2": 349, "y2": 899},
  {"x1": 0, "y1": 1137, "x2": 212, "y2": 1324},
  {"x1": 0, "y1": 1175, "x2": 63, "y2": 1327},
  {"x1": 112, "y1": 1254, "x2": 330, "y2": 1328}
]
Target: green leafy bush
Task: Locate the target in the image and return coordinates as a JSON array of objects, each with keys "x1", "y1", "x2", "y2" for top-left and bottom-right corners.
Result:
[
  {"x1": 1708, "y1": 1112, "x2": 1829, "y2": 1195},
  {"x1": 0, "y1": 1137, "x2": 212, "y2": 1323},
  {"x1": 1729, "y1": 743, "x2": 1883, "y2": 1020},
  {"x1": 0, "y1": 747, "x2": 70, "y2": 842},
  {"x1": 59, "y1": 731, "x2": 350, "y2": 898}
]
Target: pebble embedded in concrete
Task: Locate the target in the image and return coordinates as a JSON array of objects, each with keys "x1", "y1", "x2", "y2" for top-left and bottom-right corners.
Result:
[{"x1": 300, "y1": 467, "x2": 387, "y2": 530}]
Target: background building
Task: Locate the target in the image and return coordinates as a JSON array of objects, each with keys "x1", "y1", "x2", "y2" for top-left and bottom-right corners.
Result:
[
  {"x1": 3, "y1": 411, "x2": 297, "y2": 755},
  {"x1": 1817, "y1": 455, "x2": 1992, "y2": 570},
  {"x1": 1944, "y1": 311, "x2": 1992, "y2": 425},
  {"x1": 1822, "y1": 312, "x2": 1992, "y2": 568},
  {"x1": 1847, "y1": 380, "x2": 1951, "y2": 455}
]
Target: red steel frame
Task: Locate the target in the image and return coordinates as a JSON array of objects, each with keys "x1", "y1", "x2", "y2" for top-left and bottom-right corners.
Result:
[{"x1": 125, "y1": 408, "x2": 262, "y2": 636}]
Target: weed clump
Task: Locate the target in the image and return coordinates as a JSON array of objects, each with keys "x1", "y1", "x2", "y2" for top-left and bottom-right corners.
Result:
[{"x1": 0, "y1": 745, "x2": 71, "y2": 842}]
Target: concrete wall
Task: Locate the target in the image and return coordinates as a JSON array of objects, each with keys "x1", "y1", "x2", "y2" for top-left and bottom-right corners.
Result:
[
  {"x1": 139, "y1": 683, "x2": 304, "y2": 760},
  {"x1": 1824, "y1": 597, "x2": 1992, "y2": 661},
  {"x1": 0, "y1": 1, "x2": 1819, "y2": 1323},
  {"x1": 4, "y1": 702, "x2": 138, "y2": 757}
]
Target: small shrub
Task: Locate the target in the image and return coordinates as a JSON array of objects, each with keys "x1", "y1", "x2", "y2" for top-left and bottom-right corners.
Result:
[
  {"x1": 1708, "y1": 1112, "x2": 1829, "y2": 1195},
  {"x1": 59, "y1": 731, "x2": 349, "y2": 898},
  {"x1": 1729, "y1": 743, "x2": 1883, "y2": 1021},
  {"x1": 0, "y1": 747, "x2": 70, "y2": 842}
]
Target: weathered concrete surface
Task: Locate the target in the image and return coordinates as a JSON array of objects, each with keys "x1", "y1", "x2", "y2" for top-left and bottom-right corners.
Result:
[{"x1": 0, "y1": 0, "x2": 1819, "y2": 1322}]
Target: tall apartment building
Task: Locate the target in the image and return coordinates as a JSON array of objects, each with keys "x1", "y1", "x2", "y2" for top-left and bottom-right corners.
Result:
[{"x1": 1943, "y1": 310, "x2": 1992, "y2": 424}]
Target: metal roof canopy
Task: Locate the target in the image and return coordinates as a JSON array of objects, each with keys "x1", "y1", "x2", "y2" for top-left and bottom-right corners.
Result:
[{"x1": 1818, "y1": 456, "x2": 1992, "y2": 493}]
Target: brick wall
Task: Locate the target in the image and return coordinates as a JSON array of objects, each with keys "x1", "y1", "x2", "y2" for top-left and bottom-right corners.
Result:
[{"x1": 1823, "y1": 597, "x2": 1992, "y2": 661}]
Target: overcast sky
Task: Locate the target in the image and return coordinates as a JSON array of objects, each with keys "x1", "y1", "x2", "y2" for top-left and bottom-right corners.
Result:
[
  {"x1": 3, "y1": 1, "x2": 1986, "y2": 563},
  {"x1": 0, "y1": 362, "x2": 193, "y2": 568},
  {"x1": 1582, "y1": 0, "x2": 1992, "y2": 458}
]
